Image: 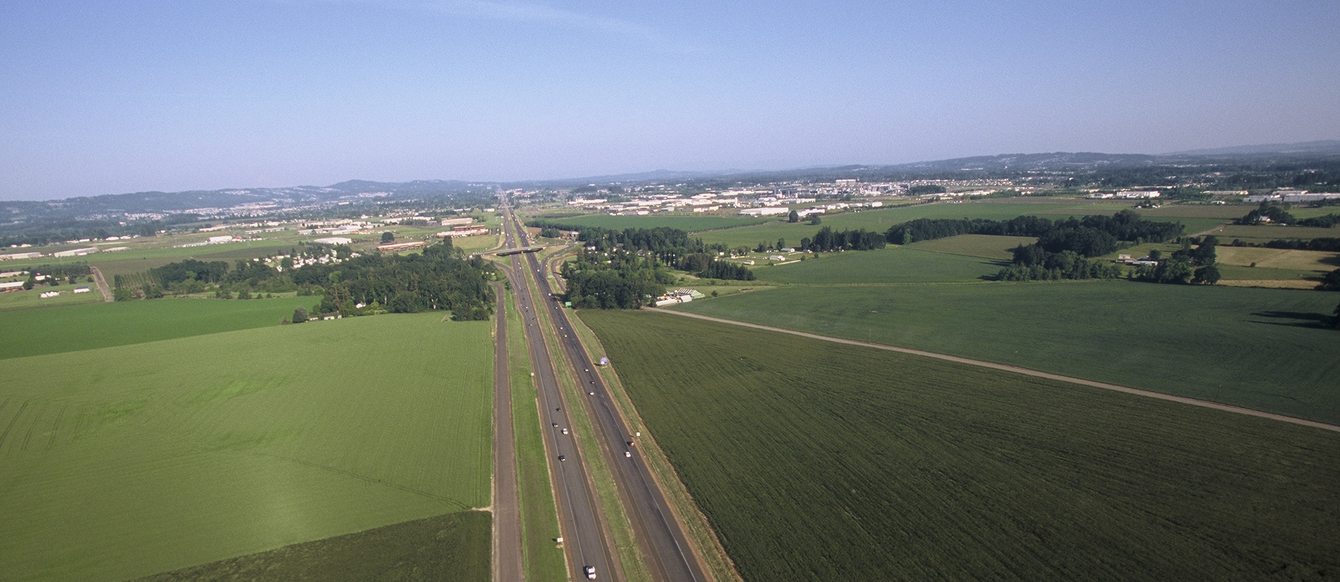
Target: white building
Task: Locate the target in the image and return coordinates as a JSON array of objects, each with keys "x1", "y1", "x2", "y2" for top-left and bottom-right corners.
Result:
[
  {"x1": 312, "y1": 237, "x2": 353, "y2": 245},
  {"x1": 739, "y1": 207, "x2": 790, "y2": 217},
  {"x1": 53, "y1": 247, "x2": 98, "y2": 258}
]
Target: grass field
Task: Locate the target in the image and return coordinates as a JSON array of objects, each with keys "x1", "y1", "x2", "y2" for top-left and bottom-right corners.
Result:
[
  {"x1": 142, "y1": 512, "x2": 490, "y2": 581},
  {"x1": 0, "y1": 313, "x2": 493, "y2": 580},
  {"x1": 582, "y1": 310, "x2": 1340, "y2": 581},
  {"x1": 1217, "y1": 246, "x2": 1340, "y2": 272},
  {"x1": 1200, "y1": 223, "x2": 1340, "y2": 243},
  {"x1": 693, "y1": 199, "x2": 1191, "y2": 248},
  {"x1": 907, "y1": 234, "x2": 1038, "y2": 260},
  {"x1": 753, "y1": 247, "x2": 1003, "y2": 284},
  {"x1": 0, "y1": 286, "x2": 104, "y2": 310},
  {"x1": 674, "y1": 281, "x2": 1340, "y2": 424},
  {"x1": 0, "y1": 296, "x2": 315, "y2": 360}
]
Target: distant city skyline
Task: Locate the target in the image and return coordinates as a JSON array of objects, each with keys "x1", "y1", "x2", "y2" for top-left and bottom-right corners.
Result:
[{"x1": 2, "y1": 0, "x2": 1339, "y2": 200}]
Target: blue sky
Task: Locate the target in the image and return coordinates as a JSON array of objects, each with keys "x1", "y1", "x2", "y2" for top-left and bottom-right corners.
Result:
[{"x1": 1, "y1": 1, "x2": 1338, "y2": 200}]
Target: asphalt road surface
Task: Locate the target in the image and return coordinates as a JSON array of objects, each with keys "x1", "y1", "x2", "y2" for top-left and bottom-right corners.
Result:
[
  {"x1": 501, "y1": 209, "x2": 619, "y2": 582},
  {"x1": 503, "y1": 203, "x2": 709, "y2": 582},
  {"x1": 492, "y1": 282, "x2": 523, "y2": 582}
]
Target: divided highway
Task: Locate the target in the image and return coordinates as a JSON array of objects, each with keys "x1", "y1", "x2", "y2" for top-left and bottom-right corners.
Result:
[
  {"x1": 501, "y1": 202, "x2": 710, "y2": 582},
  {"x1": 499, "y1": 209, "x2": 618, "y2": 582}
]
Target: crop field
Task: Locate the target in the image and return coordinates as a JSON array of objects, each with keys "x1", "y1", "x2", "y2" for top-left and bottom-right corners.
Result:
[
  {"x1": 674, "y1": 281, "x2": 1340, "y2": 423},
  {"x1": 0, "y1": 296, "x2": 314, "y2": 360},
  {"x1": 143, "y1": 512, "x2": 490, "y2": 581},
  {"x1": 0, "y1": 286, "x2": 104, "y2": 310},
  {"x1": 532, "y1": 213, "x2": 767, "y2": 232},
  {"x1": 753, "y1": 247, "x2": 1002, "y2": 284},
  {"x1": 907, "y1": 234, "x2": 1038, "y2": 260},
  {"x1": 0, "y1": 313, "x2": 494, "y2": 580},
  {"x1": 1217, "y1": 246, "x2": 1340, "y2": 272},
  {"x1": 581, "y1": 310, "x2": 1340, "y2": 581},
  {"x1": 1200, "y1": 223, "x2": 1340, "y2": 243},
  {"x1": 693, "y1": 199, "x2": 1172, "y2": 248}
]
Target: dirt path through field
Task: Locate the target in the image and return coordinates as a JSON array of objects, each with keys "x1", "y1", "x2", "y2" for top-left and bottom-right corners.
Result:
[
  {"x1": 90, "y1": 266, "x2": 113, "y2": 302},
  {"x1": 658, "y1": 309, "x2": 1340, "y2": 434}
]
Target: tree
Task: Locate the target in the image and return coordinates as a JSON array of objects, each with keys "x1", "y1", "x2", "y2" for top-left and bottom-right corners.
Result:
[
  {"x1": 808, "y1": 214, "x2": 822, "y2": 225},
  {"x1": 777, "y1": 238, "x2": 786, "y2": 251},
  {"x1": 1193, "y1": 264, "x2": 1221, "y2": 285},
  {"x1": 292, "y1": 307, "x2": 308, "y2": 323},
  {"x1": 381, "y1": 231, "x2": 395, "y2": 243},
  {"x1": 1334, "y1": 301, "x2": 1340, "y2": 329},
  {"x1": 787, "y1": 210, "x2": 799, "y2": 223},
  {"x1": 1319, "y1": 269, "x2": 1340, "y2": 291}
]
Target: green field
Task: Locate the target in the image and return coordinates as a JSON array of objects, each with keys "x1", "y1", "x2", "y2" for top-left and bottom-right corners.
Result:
[
  {"x1": 0, "y1": 286, "x2": 104, "y2": 310},
  {"x1": 693, "y1": 199, "x2": 1186, "y2": 248},
  {"x1": 581, "y1": 310, "x2": 1340, "y2": 581},
  {"x1": 674, "y1": 281, "x2": 1340, "y2": 423},
  {"x1": 0, "y1": 313, "x2": 493, "y2": 580},
  {"x1": 143, "y1": 512, "x2": 490, "y2": 581},
  {"x1": 532, "y1": 213, "x2": 767, "y2": 232},
  {"x1": 1218, "y1": 246, "x2": 1340, "y2": 272},
  {"x1": 752, "y1": 247, "x2": 1003, "y2": 284},
  {"x1": 0, "y1": 296, "x2": 315, "y2": 360},
  {"x1": 1200, "y1": 223, "x2": 1340, "y2": 243},
  {"x1": 907, "y1": 234, "x2": 1038, "y2": 260}
]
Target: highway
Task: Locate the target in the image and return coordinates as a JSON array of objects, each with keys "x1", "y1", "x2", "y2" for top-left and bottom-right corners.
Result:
[
  {"x1": 499, "y1": 207, "x2": 618, "y2": 582},
  {"x1": 501, "y1": 201, "x2": 709, "y2": 582}
]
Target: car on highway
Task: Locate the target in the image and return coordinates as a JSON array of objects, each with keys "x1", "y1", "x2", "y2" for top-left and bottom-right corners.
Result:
[
  {"x1": 558, "y1": 455, "x2": 566, "y2": 462},
  {"x1": 561, "y1": 428, "x2": 569, "y2": 435},
  {"x1": 584, "y1": 565, "x2": 597, "y2": 579}
]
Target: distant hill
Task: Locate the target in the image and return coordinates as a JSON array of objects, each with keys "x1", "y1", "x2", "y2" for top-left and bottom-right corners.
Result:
[{"x1": 1166, "y1": 139, "x2": 1340, "y2": 157}]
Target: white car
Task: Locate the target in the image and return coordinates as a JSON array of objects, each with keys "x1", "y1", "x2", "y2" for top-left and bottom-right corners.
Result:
[
  {"x1": 561, "y1": 428, "x2": 569, "y2": 435},
  {"x1": 584, "y1": 566, "x2": 597, "y2": 579}
]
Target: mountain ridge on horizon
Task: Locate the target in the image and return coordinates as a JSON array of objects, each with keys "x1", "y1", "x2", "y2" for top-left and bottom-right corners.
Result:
[{"x1": 6, "y1": 139, "x2": 1340, "y2": 205}]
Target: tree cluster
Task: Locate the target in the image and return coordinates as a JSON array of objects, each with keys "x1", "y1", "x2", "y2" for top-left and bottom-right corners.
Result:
[
  {"x1": 294, "y1": 242, "x2": 494, "y2": 319},
  {"x1": 799, "y1": 227, "x2": 887, "y2": 252},
  {"x1": 1133, "y1": 237, "x2": 1221, "y2": 285},
  {"x1": 887, "y1": 211, "x2": 1182, "y2": 250},
  {"x1": 996, "y1": 249, "x2": 1123, "y2": 281},
  {"x1": 562, "y1": 252, "x2": 673, "y2": 309},
  {"x1": 676, "y1": 253, "x2": 755, "y2": 280}
]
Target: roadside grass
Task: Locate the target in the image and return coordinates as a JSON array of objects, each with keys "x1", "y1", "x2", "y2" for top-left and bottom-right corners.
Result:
[
  {"x1": 0, "y1": 296, "x2": 316, "y2": 360},
  {"x1": 140, "y1": 512, "x2": 490, "y2": 582},
  {"x1": 907, "y1": 234, "x2": 1038, "y2": 260},
  {"x1": 0, "y1": 314, "x2": 493, "y2": 581},
  {"x1": 506, "y1": 290, "x2": 567, "y2": 582},
  {"x1": 674, "y1": 281, "x2": 1340, "y2": 424},
  {"x1": 753, "y1": 247, "x2": 1002, "y2": 284},
  {"x1": 569, "y1": 309, "x2": 743, "y2": 582},
  {"x1": 582, "y1": 310, "x2": 1340, "y2": 581}
]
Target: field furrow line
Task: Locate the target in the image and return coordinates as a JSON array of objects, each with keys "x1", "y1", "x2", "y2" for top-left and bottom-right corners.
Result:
[{"x1": 0, "y1": 400, "x2": 29, "y2": 451}]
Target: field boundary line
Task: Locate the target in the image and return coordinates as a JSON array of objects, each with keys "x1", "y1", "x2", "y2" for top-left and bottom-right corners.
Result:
[{"x1": 657, "y1": 309, "x2": 1340, "y2": 434}]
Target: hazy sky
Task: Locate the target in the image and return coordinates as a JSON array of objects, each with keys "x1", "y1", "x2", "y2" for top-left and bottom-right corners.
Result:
[{"x1": 2, "y1": 1, "x2": 1338, "y2": 200}]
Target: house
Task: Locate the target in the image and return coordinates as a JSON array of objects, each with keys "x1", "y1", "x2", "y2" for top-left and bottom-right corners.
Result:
[
  {"x1": 440, "y1": 217, "x2": 475, "y2": 227},
  {"x1": 0, "y1": 281, "x2": 25, "y2": 292},
  {"x1": 377, "y1": 241, "x2": 426, "y2": 252},
  {"x1": 40, "y1": 291, "x2": 61, "y2": 298},
  {"x1": 313, "y1": 237, "x2": 353, "y2": 245}
]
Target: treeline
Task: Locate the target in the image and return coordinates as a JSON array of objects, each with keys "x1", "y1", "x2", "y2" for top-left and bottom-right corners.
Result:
[
  {"x1": 116, "y1": 241, "x2": 496, "y2": 320},
  {"x1": 1129, "y1": 238, "x2": 1222, "y2": 285},
  {"x1": 1257, "y1": 238, "x2": 1340, "y2": 252},
  {"x1": 888, "y1": 211, "x2": 1183, "y2": 249},
  {"x1": 996, "y1": 249, "x2": 1123, "y2": 281},
  {"x1": 293, "y1": 243, "x2": 495, "y2": 319},
  {"x1": 1237, "y1": 202, "x2": 1340, "y2": 227},
  {"x1": 562, "y1": 253, "x2": 673, "y2": 309},
  {"x1": 677, "y1": 253, "x2": 756, "y2": 280},
  {"x1": 800, "y1": 227, "x2": 886, "y2": 252},
  {"x1": 13, "y1": 263, "x2": 93, "y2": 289}
]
